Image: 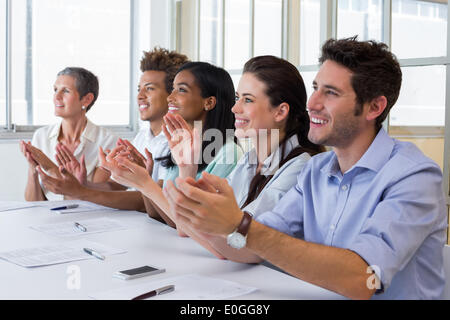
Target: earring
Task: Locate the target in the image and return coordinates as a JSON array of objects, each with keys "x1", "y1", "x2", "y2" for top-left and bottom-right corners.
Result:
[{"x1": 82, "y1": 106, "x2": 86, "y2": 110}]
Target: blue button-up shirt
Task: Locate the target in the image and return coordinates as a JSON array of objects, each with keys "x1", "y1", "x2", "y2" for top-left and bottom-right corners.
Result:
[{"x1": 256, "y1": 129, "x2": 447, "y2": 299}]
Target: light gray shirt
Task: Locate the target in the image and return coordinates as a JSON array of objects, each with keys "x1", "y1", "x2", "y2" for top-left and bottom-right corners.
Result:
[{"x1": 227, "y1": 135, "x2": 311, "y2": 217}]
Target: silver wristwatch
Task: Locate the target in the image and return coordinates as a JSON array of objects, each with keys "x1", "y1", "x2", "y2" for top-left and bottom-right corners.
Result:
[{"x1": 226, "y1": 211, "x2": 253, "y2": 249}]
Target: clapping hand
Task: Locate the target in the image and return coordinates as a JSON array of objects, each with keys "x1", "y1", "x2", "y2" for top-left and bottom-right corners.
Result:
[
  {"x1": 55, "y1": 143, "x2": 87, "y2": 185},
  {"x1": 20, "y1": 141, "x2": 60, "y2": 178},
  {"x1": 98, "y1": 146, "x2": 153, "y2": 191},
  {"x1": 162, "y1": 113, "x2": 201, "y2": 178},
  {"x1": 116, "y1": 139, "x2": 154, "y2": 177}
]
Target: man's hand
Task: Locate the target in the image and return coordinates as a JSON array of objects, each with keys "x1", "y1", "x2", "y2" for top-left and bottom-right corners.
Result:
[
  {"x1": 35, "y1": 165, "x2": 84, "y2": 197},
  {"x1": 163, "y1": 171, "x2": 243, "y2": 236},
  {"x1": 98, "y1": 146, "x2": 153, "y2": 191}
]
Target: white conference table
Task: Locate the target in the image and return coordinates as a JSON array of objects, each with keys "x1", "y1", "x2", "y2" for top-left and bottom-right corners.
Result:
[{"x1": 0, "y1": 201, "x2": 344, "y2": 300}]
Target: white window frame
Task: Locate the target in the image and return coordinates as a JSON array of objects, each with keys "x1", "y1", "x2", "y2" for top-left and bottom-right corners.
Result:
[
  {"x1": 0, "y1": 0, "x2": 162, "y2": 140},
  {"x1": 180, "y1": 0, "x2": 450, "y2": 201}
]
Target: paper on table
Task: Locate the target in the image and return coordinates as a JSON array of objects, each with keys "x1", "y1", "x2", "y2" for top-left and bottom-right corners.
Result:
[
  {"x1": 0, "y1": 239, "x2": 126, "y2": 268},
  {"x1": 0, "y1": 201, "x2": 45, "y2": 213},
  {"x1": 30, "y1": 218, "x2": 128, "y2": 237},
  {"x1": 0, "y1": 200, "x2": 117, "y2": 214},
  {"x1": 89, "y1": 274, "x2": 258, "y2": 300}
]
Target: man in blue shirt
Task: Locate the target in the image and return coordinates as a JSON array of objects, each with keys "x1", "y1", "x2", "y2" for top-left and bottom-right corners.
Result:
[{"x1": 163, "y1": 37, "x2": 447, "y2": 299}]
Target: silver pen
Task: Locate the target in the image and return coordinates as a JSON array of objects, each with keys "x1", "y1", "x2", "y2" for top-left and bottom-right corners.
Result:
[
  {"x1": 74, "y1": 222, "x2": 87, "y2": 232},
  {"x1": 83, "y1": 247, "x2": 105, "y2": 260},
  {"x1": 131, "y1": 285, "x2": 175, "y2": 300}
]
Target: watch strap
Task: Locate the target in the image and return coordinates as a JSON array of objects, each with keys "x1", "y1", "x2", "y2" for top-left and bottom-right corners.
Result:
[{"x1": 236, "y1": 211, "x2": 252, "y2": 237}]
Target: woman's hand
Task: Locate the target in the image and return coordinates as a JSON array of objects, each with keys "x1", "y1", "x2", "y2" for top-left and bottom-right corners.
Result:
[
  {"x1": 20, "y1": 141, "x2": 39, "y2": 172},
  {"x1": 162, "y1": 113, "x2": 201, "y2": 179},
  {"x1": 20, "y1": 141, "x2": 60, "y2": 178},
  {"x1": 55, "y1": 143, "x2": 87, "y2": 185}
]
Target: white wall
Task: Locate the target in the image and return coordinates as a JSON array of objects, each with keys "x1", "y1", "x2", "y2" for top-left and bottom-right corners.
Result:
[{"x1": 0, "y1": 141, "x2": 28, "y2": 201}]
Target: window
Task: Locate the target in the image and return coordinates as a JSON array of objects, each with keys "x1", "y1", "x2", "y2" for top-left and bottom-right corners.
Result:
[
  {"x1": 390, "y1": 65, "x2": 446, "y2": 128},
  {"x1": 337, "y1": 0, "x2": 383, "y2": 41},
  {"x1": 300, "y1": 0, "x2": 321, "y2": 66},
  {"x1": 14, "y1": 0, "x2": 131, "y2": 127},
  {"x1": 0, "y1": 0, "x2": 158, "y2": 136},
  {"x1": 185, "y1": 0, "x2": 450, "y2": 205},
  {"x1": 388, "y1": 0, "x2": 448, "y2": 173},
  {"x1": 392, "y1": 0, "x2": 447, "y2": 59},
  {"x1": 198, "y1": 0, "x2": 284, "y2": 89},
  {"x1": 254, "y1": 0, "x2": 282, "y2": 57},
  {"x1": 199, "y1": 0, "x2": 221, "y2": 66},
  {"x1": 224, "y1": 0, "x2": 251, "y2": 70},
  {"x1": 0, "y1": 0, "x2": 6, "y2": 128}
]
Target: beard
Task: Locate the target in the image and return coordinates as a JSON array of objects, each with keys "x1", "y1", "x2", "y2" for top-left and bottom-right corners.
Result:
[{"x1": 308, "y1": 107, "x2": 362, "y2": 148}]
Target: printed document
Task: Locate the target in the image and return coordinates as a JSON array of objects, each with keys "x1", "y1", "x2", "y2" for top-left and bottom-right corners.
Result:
[
  {"x1": 90, "y1": 274, "x2": 258, "y2": 300},
  {"x1": 0, "y1": 239, "x2": 126, "y2": 268},
  {"x1": 30, "y1": 218, "x2": 128, "y2": 237}
]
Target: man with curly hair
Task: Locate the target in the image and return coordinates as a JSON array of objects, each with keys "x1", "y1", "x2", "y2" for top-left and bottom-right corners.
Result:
[
  {"x1": 133, "y1": 47, "x2": 189, "y2": 183},
  {"x1": 37, "y1": 48, "x2": 189, "y2": 212}
]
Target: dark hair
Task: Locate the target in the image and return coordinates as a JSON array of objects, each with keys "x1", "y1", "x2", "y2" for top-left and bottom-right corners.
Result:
[
  {"x1": 158, "y1": 62, "x2": 236, "y2": 171},
  {"x1": 319, "y1": 36, "x2": 402, "y2": 130},
  {"x1": 241, "y1": 56, "x2": 325, "y2": 208},
  {"x1": 140, "y1": 47, "x2": 189, "y2": 94},
  {"x1": 57, "y1": 67, "x2": 99, "y2": 112}
]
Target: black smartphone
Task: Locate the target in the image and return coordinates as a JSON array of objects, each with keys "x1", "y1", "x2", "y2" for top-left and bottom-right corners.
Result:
[{"x1": 113, "y1": 265, "x2": 165, "y2": 280}]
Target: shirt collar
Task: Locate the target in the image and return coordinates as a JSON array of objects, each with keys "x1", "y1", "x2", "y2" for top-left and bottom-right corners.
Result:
[
  {"x1": 48, "y1": 120, "x2": 62, "y2": 139},
  {"x1": 322, "y1": 128, "x2": 395, "y2": 177},
  {"x1": 261, "y1": 135, "x2": 300, "y2": 175},
  {"x1": 82, "y1": 119, "x2": 97, "y2": 143},
  {"x1": 48, "y1": 118, "x2": 97, "y2": 143},
  {"x1": 354, "y1": 128, "x2": 394, "y2": 173}
]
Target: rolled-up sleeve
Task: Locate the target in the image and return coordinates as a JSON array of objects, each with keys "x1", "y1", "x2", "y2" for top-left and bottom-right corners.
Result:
[{"x1": 347, "y1": 163, "x2": 447, "y2": 291}]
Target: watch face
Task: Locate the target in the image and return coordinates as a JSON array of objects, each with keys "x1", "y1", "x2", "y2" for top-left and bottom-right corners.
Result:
[{"x1": 227, "y1": 232, "x2": 246, "y2": 249}]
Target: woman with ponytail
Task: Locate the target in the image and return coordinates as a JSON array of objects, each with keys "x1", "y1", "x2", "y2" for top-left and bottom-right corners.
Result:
[{"x1": 227, "y1": 55, "x2": 324, "y2": 216}]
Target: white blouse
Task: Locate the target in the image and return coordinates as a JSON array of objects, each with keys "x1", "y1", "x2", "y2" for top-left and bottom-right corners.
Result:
[{"x1": 31, "y1": 119, "x2": 118, "y2": 200}]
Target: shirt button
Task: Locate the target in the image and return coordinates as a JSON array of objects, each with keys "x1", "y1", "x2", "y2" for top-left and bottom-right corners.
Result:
[
  {"x1": 341, "y1": 185, "x2": 348, "y2": 191},
  {"x1": 330, "y1": 224, "x2": 336, "y2": 230}
]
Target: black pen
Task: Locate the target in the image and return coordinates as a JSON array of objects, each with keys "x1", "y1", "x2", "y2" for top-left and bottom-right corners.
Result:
[
  {"x1": 131, "y1": 285, "x2": 175, "y2": 300},
  {"x1": 51, "y1": 204, "x2": 79, "y2": 211}
]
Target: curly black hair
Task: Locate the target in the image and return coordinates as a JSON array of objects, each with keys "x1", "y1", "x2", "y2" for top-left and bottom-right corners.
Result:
[{"x1": 140, "y1": 47, "x2": 189, "y2": 94}]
